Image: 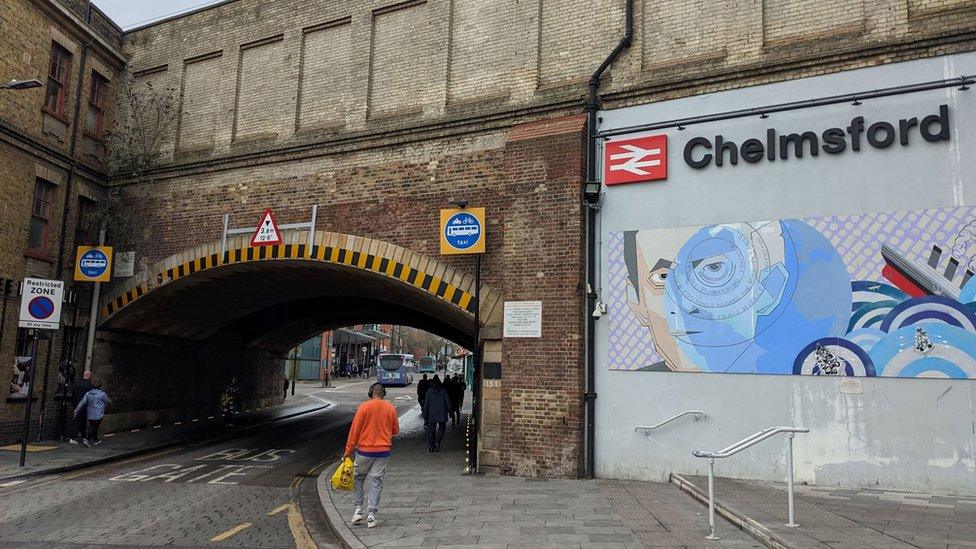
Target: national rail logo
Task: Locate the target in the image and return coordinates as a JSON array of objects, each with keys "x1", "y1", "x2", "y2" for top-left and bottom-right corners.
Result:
[{"x1": 603, "y1": 134, "x2": 668, "y2": 185}]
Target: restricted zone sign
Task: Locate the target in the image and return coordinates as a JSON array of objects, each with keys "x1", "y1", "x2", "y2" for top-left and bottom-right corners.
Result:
[
  {"x1": 74, "y1": 246, "x2": 113, "y2": 282},
  {"x1": 19, "y1": 278, "x2": 64, "y2": 330},
  {"x1": 439, "y1": 207, "x2": 486, "y2": 255}
]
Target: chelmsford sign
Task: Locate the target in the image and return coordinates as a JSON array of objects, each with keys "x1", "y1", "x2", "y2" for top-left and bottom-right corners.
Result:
[{"x1": 604, "y1": 104, "x2": 952, "y2": 184}]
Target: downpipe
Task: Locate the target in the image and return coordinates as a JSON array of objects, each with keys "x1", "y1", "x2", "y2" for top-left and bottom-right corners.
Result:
[{"x1": 584, "y1": 0, "x2": 633, "y2": 478}]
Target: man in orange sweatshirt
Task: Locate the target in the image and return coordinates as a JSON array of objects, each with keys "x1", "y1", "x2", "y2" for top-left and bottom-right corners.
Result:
[{"x1": 344, "y1": 382, "x2": 400, "y2": 528}]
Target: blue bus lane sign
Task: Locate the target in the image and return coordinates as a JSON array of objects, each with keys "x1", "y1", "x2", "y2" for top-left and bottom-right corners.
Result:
[
  {"x1": 74, "y1": 246, "x2": 113, "y2": 283},
  {"x1": 439, "y1": 207, "x2": 486, "y2": 255}
]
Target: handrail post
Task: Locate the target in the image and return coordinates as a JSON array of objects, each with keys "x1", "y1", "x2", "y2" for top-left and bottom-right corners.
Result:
[
  {"x1": 706, "y1": 458, "x2": 719, "y2": 540},
  {"x1": 786, "y1": 432, "x2": 798, "y2": 527}
]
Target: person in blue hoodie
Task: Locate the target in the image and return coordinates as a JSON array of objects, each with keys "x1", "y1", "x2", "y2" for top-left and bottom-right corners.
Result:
[{"x1": 73, "y1": 378, "x2": 112, "y2": 448}]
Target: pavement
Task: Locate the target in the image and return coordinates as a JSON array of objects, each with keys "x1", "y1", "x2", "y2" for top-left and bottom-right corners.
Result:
[
  {"x1": 0, "y1": 376, "x2": 404, "y2": 548},
  {"x1": 319, "y1": 405, "x2": 760, "y2": 549},
  {"x1": 0, "y1": 379, "x2": 358, "y2": 482},
  {"x1": 672, "y1": 474, "x2": 976, "y2": 549}
]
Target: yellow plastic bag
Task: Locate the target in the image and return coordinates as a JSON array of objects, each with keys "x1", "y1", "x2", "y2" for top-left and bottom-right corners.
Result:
[{"x1": 330, "y1": 457, "x2": 354, "y2": 492}]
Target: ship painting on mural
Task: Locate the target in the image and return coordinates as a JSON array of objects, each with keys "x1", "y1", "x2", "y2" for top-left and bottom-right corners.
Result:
[{"x1": 608, "y1": 206, "x2": 976, "y2": 379}]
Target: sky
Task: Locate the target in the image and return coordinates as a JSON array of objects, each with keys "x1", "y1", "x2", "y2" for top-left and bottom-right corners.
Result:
[{"x1": 92, "y1": 0, "x2": 227, "y2": 30}]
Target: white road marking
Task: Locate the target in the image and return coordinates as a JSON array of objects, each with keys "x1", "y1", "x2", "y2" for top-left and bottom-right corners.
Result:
[{"x1": 0, "y1": 480, "x2": 28, "y2": 487}]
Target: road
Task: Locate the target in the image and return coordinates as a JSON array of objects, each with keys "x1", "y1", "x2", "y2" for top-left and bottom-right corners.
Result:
[{"x1": 0, "y1": 380, "x2": 419, "y2": 548}]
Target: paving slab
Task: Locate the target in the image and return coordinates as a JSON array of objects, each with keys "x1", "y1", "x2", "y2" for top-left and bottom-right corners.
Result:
[
  {"x1": 673, "y1": 473, "x2": 976, "y2": 549},
  {"x1": 318, "y1": 404, "x2": 760, "y2": 548}
]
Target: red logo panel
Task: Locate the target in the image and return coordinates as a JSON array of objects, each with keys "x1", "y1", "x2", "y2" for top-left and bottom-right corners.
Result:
[{"x1": 604, "y1": 135, "x2": 668, "y2": 185}]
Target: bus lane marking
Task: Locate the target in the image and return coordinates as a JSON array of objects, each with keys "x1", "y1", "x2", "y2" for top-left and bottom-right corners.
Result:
[
  {"x1": 106, "y1": 447, "x2": 293, "y2": 484},
  {"x1": 210, "y1": 522, "x2": 252, "y2": 542}
]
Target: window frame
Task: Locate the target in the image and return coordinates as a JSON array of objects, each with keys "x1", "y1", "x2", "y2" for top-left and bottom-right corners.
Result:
[
  {"x1": 85, "y1": 71, "x2": 108, "y2": 139},
  {"x1": 26, "y1": 179, "x2": 58, "y2": 260},
  {"x1": 43, "y1": 41, "x2": 72, "y2": 120}
]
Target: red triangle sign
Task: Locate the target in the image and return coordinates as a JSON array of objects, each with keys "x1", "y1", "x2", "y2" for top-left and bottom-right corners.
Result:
[{"x1": 250, "y1": 208, "x2": 283, "y2": 246}]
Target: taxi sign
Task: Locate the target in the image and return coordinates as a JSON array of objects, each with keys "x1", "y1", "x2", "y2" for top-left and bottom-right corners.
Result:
[
  {"x1": 440, "y1": 207, "x2": 485, "y2": 255},
  {"x1": 19, "y1": 278, "x2": 64, "y2": 330},
  {"x1": 74, "y1": 246, "x2": 113, "y2": 282}
]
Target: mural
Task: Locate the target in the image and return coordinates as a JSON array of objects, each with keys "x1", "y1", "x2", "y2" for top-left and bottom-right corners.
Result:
[{"x1": 609, "y1": 206, "x2": 976, "y2": 378}]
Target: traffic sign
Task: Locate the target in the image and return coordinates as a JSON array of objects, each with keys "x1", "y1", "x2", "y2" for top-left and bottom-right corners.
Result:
[
  {"x1": 251, "y1": 208, "x2": 283, "y2": 246},
  {"x1": 440, "y1": 207, "x2": 485, "y2": 255},
  {"x1": 19, "y1": 278, "x2": 64, "y2": 330},
  {"x1": 73, "y1": 246, "x2": 113, "y2": 282}
]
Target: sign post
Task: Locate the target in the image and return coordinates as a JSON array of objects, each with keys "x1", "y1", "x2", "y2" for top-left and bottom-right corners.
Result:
[
  {"x1": 439, "y1": 205, "x2": 485, "y2": 474},
  {"x1": 17, "y1": 278, "x2": 64, "y2": 466}
]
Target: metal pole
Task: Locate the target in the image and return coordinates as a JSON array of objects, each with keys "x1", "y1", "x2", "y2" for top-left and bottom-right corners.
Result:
[
  {"x1": 307, "y1": 205, "x2": 317, "y2": 257},
  {"x1": 706, "y1": 458, "x2": 719, "y2": 540},
  {"x1": 786, "y1": 433, "x2": 798, "y2": 527},
  {"x1": 221, "y1": 214, "x2": 229, "y2": 258},
  {"x1": 82, "y1": 227, "x2": 106, "y2": 374},
  {"x1": 19, "y1": 334, "x2": 40, "y2": 467},
  {"x1": 0, "y1": 279, "x2": 10, "y2": 362},
  {"x1": 469, "y1": 254, "x2": 481, "y2": 472}
]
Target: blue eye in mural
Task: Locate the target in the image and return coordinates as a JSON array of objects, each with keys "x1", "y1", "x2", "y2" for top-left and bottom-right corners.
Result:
[{"x1": 663, "y1": 219, "x2": 852, "y2": 374}]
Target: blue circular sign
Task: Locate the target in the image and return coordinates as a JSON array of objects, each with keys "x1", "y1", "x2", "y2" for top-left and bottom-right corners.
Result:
[
  {"x1": 79, "y1": 249, "x2": 109, "y2": 279},
  {"x1": 28, "y1": 296, "x2": 55, "y2": 320},
  {"x1": 444, "y1": 212, "x2": 482, "y2": 251}
]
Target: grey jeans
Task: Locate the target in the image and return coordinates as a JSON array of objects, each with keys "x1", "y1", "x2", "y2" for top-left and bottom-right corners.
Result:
[{"x1": 353, "y1": 452, "x2": 389, "y2": 514}]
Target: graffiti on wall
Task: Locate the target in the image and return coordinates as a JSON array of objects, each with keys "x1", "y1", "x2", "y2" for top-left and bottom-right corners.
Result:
[{"x1": 609, "y1": 206, "x2": 976, "y2": 378}]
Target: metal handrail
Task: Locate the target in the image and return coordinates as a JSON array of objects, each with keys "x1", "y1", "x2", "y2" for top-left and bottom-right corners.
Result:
[
  {"x1": 692, "y1": 426, "x2": 809, "y2": 540},
  {"x1": 634, "y1": 410, "x2": 705, "y2": 433}
]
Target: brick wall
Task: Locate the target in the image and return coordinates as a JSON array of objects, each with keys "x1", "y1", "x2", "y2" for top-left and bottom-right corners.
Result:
[
  {"x1": 119, "y1": 0, "x2": 976, "y2": 171},
  {"x1": 104, "y1": 114, "x2": 587, "y2": 477}
]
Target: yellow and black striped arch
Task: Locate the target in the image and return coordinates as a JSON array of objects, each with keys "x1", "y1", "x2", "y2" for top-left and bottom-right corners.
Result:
[{"x1": 101, "y1": 243, "x2": 476, "y2": 320}]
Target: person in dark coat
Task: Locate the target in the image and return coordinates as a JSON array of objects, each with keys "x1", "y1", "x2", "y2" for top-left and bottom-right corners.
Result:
[
  {"x1": 69, "y1": 370, "x2": 93, "y2": 444},
  {"x1": 442, "y1": 375, "x2": 454, "y2": 424},
  {"x1": 451, "y1": 374, "x2": 467, "y2": 425},
  {"x1": 416, "y1": 374, "x2": 430, "y2": 405},
  {"x1": 421, "y1": 375, "x2": 452, "y2": 452}
]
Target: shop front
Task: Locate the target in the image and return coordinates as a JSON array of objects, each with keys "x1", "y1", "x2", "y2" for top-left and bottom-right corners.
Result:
[{"x1": 594, "y1": 52, "x2": 976, "y2": 494}]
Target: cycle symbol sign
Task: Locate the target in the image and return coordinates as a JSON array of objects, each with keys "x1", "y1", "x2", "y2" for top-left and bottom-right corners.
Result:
[{"x1": 439, "y1": 207, "x2": 486, "y2": 255}]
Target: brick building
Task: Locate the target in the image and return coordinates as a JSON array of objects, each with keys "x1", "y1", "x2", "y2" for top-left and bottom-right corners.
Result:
[
  {"x1": 0, "y1": 0, "x2": 124, "y2": 441},
  {"x1": 1, "y1": 0, "x2": 974, "y2": 480}
]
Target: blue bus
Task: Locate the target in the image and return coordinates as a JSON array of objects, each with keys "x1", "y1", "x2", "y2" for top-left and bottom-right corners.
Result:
[
  {"x1": 418, "y1": 356, "x2": 436, "y2": 373},
  {"x1": 376, "y1": 353, "x2": 415, "y2": 386}
]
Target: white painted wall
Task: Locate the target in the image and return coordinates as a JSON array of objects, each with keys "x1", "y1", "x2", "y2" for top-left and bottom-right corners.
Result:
[{"x1": 595, "y1": 52, "x2": 976, "y2": 494}]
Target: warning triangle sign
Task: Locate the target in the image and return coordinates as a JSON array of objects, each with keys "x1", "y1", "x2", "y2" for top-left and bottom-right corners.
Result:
[{"x1": 250, "y1": 208, "x2": 283, "y2": 246}]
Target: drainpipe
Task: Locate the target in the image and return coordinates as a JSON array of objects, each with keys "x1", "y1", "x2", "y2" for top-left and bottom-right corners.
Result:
[{"x1": 584, "y1": 0, "x2": 633, "y2": 478}]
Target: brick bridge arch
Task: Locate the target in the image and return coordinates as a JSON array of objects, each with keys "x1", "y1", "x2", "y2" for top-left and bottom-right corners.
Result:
[{"x1": 98, "y1": 230, "x2": 504, "y2": 351}]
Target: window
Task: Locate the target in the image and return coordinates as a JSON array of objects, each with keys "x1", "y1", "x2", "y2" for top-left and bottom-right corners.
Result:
[
  {"x1": 44, "y1": 42, "x2": 72, "y2": 117},
  {"x1": 86, "y1": 72, "x2": 108, "y2": 138},
  {"x1": 27, "y1": 180, "x2": 57, "y2": 257},
  {"x1": 15, "y1": 328, "x2": 34, "y2": 357},
  {"x1": 74, "y1": 196, "x2": 96, "y2": 246}
]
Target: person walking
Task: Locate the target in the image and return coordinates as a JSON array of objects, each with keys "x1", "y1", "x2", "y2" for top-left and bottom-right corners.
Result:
[
  {"x1": 283, "y1": 377, "x2": 289, "y2": 400},
  {"x1": 441, "y1": 374, "x2": 455, "y2": 425},
  {"x1": 422, "y1": 375, "x2": 451, "y2": 452},
  {"x1": 416, "y1": 374, "x2": 430, "y2": 405},
  {"x1": 69, "y1": 370, "x2": 93, "y2": 444},
  {"x1": 73, "y1": 379, "x2": 112, "y2": 448},
  {"x1": 451, "y1": 373, "x2": 467, "y2": 425},
  {"x1": 344, "y1": 382, "x2": 400, "y2": 529}
]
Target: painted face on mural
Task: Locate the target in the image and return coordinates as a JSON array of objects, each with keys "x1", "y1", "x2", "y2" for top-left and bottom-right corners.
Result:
[
  {"x1": 625, "y1": 236, "x2": 692, "y2": 371},
  {"x1": 623, "y1": 219, "x2": 853, "y2": 374}
]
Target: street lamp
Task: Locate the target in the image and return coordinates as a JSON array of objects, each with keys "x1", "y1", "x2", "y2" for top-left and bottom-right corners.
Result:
[{"x1": 1, "y1": 79, "x2": 42, "y2": 90}]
